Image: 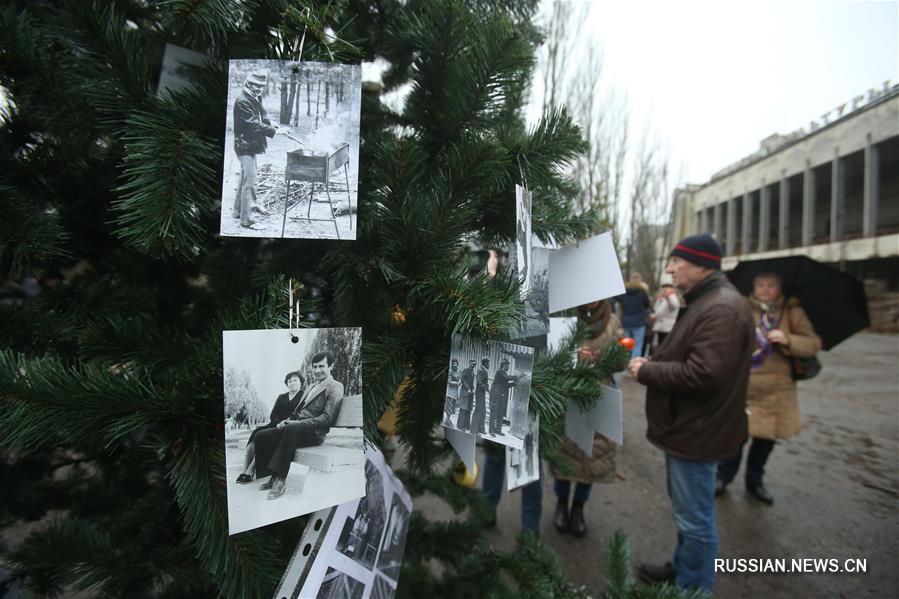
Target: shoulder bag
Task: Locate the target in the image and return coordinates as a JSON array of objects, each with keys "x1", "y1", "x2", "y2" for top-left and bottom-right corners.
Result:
[{"x1": 786, "y1": 306, "x2": 821, "y2": 381}]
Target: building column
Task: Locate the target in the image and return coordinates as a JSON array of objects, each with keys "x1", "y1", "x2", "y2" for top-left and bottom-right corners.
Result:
[
  {"x1": 758, "y1": 183, "x2": 770, "y2": 252},
  {"x1": 726, "y1": 197, "x2": 736, "y2": 256},
  {"x1": 863, "y1": 134, "x2": 880, "y2": 237},
  {"x1": 713, "y1": 202, "x2": 722, "y2": 241},
  {"x1": 741, "y1": 192, "x2": 751, "y2": 255},
  {"x1": 802, "y1": 161, "x2": 815, "y2": 245},
  {"x1": 830, "y1": 147, "x2": 844, "y2": 242},
  {"x1": 779, "y1": 174, "x2": 789, "y2": 248}
]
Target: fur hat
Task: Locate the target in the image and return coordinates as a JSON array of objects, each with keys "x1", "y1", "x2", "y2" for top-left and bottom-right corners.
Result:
[{"x1": 670, "y1": 233, "x2": 722, "y2": 270}]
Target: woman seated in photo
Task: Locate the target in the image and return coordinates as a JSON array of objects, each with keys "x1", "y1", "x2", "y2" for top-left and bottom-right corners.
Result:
[{"x1": 235, "y1": 370, "x2": 305, "y2": 484}]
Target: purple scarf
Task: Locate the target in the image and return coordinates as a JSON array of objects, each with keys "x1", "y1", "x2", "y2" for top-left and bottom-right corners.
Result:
[{"x1": 751, "y1": 302, "x2": 779, "y2": 369}]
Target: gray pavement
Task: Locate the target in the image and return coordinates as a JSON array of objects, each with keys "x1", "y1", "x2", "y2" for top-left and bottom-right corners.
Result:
[{"x1": 462, "y1": 332, "x2": 898, "y2": 598}]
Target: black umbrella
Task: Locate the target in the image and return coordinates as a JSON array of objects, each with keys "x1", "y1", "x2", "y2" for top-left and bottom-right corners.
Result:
[{"x1": 726, "y1": 256, "x2": 869, "y2": 350}]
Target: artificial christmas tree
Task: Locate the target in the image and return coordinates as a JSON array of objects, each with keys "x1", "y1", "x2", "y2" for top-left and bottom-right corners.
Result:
[{"x1": 1, "y1": 1, "x2": 700, "y2": 597}]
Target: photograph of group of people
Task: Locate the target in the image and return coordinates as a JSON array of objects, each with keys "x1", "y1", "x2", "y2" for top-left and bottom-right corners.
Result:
[
  {"x1": 442, "y1": 336, "x2": 534, "y2": 450},
  {"x1": 220, "y1": 58, "x2": 361, "y2": 239},
  {"x1": 276, "y1": 447, "x2": 412, "y2": 599},
  {"x1": 223, "y1": 327, "x2": 364, "y2": 534}
]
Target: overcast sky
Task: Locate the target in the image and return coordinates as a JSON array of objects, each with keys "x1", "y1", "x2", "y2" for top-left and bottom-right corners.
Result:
[{"x1": 555, "y1": 0, "x2": 898, "y2": 186}]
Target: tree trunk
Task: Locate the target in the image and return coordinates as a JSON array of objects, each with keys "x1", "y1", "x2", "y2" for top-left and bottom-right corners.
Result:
[
  {"x1": 285, "y1": 71, "x2": 298, "y2": 126},
  {"x1": 279, "y1": 77, "x2": 289, "y2": 124}
]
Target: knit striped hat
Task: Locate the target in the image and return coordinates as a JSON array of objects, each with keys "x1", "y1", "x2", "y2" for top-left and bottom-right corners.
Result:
[{"x1": 670, "y1": 233, "x2": 722, "y2": 270}]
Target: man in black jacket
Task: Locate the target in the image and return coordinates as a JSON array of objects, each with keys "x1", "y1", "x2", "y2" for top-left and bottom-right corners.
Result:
[
  {"x1": 231, "y1": 70, "x2": 277, "y2": 230},
  {"x1": 627, "y1": 233, "x2": 753, "y2": 594},
  {"x1": 457, "y1": 359, "x2": 476, "y2": 431},
  {"x1": 488, "y1": 359, "x2": 517, "y2": 436}
]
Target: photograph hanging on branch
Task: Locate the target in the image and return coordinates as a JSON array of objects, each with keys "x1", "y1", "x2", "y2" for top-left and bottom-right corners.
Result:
[
  {"x1": 220, "y1": 59, "x2": 361, "y2": 240},
  {"x1": 548, "y1": 231, "x2": 624, "y2": 314},
  {"x1": 156, "y1": 43, "x2": 211, "y2": 96},
  {"x1": 222, "y1": 327, "x2": 364, "y2": 535},
  {"x1": 515, "y1": 185, "x2": 533, "y2": 295},
  {"x1": 274, "y1": 447, "x2": 413, "y2": 599},
  {"x1": 506, "y1": 413, "x2": 540, "y2": 490},
  {"x1": 514, "y1": 246, "x2": 550, "y2": 340},
  {"x1": 442, "y1": 335, "x2": 534, "y2": 449}
]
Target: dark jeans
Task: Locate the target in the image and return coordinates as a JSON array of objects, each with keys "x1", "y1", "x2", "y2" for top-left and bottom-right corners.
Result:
[
  {"x1": 717, "y1": 437, "x2": 776, "y2": 486},
  {"x1": 482, "y1": 450, "x2": 542, "y2": 532},
  {"x1": 554, "y1": 479, "x2": 592, "y2": 504}
]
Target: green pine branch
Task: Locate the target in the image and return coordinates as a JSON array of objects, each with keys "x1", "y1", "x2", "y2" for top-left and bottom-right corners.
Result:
[{"x1": 113, "y1": 94, "x2": 220, "y2": 260}]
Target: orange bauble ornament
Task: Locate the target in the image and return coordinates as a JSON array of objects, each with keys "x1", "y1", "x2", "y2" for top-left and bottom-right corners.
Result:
[{"x1": 619, "y1": 337, "x2": 636, "y2": 351}]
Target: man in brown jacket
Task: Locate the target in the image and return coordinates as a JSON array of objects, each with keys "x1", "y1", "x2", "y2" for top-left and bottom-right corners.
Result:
[{"x1": 627, "y1": 232, "x2": 754, "y2": 593}]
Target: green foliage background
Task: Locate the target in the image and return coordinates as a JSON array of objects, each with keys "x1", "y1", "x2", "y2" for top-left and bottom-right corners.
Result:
[{"x1": 0, "y1": 1, "x2": 699, "y2": 598}]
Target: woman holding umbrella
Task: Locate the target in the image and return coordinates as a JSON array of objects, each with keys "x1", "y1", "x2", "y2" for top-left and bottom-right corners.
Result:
[{"x1": 715, "y1": 271, "x2": 822, "y2": 504}]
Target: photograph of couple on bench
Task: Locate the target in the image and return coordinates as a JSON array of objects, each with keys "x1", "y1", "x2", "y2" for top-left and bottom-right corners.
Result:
[{"x1": 223, "y1": 327, "x2": 364, "y2": 534}]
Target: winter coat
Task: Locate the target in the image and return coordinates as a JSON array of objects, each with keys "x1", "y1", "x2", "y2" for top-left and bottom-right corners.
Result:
[
  {"x1": 233, "y1": 89, "x2": 276, "y2": 155},
  {"x1": 616, "y1": 284, "x2": 651, "y2": 328},
  {"x1": 551, "y1": 304, "x2": 623, "y2": 484},
  {"x1": 746, "y1": 296, "x2": 822, "y2": 440},
  {"x1": 651, "y1": 292, "x2": 680, "y2": 334},
  {"x1": 637, "y1": 271, "x2": 754, "y2": 461},
  {"x1": 248, "y1": 390, "x2": 301, "y2": 443}
]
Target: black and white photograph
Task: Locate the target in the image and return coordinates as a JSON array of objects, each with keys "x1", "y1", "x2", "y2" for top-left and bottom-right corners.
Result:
[
  {"x1": 316, "y1": 567, "x2": 364, "y2": 599},
  {"x1": 442, "y1": 336, "x2": 534, "y2": 449},
  {"x1": 515, "y1": 185, "x2": 533, "y2": 295},
  {"x1": 375, "y1": 493, "x2": 411, "y2": 581},
  {"x1": 223, "y1": 327, "x2": 364, "y2": 535},
  {"x1": 515, "y1": 246, "x2": 550, "y2": 339},
  {"x1": 336, "y1": 459, "x2": 386, "y2": 569},
  {"x1": 506, "y1": 413, "x2": 540, "y2": 491},
  {"x1": 275, "y1": 447, "x2": 413, "y2": 599},
  {"x1": 220, "y1": 59, "x2": 361, "y2": 239},
  {"x1": 370, "y1": 574, "x2": 397, "y2": 599},
  {"x1": 156, "y1": 43, "x2": 210, "y2": 96}
]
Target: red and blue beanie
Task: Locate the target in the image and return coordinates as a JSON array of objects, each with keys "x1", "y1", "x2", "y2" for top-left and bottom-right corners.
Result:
[{"x1": 670, "y1": 233, "x2": 722, "y2": 270}]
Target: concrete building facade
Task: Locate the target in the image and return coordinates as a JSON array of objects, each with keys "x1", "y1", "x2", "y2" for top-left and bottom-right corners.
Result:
[{"x1": 667, "y1": 82, "x2": 899, "y2": 331}]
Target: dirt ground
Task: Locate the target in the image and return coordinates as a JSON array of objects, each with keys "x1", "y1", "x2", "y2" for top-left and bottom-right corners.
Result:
[
  {"x1": 455, "y1": 331, "x2": 898, "y2": 598},
  {"x1": 219, "y1": 86, "x2": 359, "y2": 241}
]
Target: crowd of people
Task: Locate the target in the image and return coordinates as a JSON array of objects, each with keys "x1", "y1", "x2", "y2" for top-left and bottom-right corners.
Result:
[{"x1": 479, "y1": 232, "x2": 822, "y2": 595}]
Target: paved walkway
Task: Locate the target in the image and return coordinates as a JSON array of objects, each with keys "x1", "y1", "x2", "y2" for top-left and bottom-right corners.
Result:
[{"x1": 471, "y1": 332, "x2": 898, "y2": 598}]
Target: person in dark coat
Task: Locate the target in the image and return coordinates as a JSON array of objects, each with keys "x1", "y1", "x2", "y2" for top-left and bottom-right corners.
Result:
[
  {"x1": 615, "y1": 272, "x2": 651, "y2": 358},
  {"x1": 628, "y1": 233, "x2": 754, "y2": 593},
  {"x1": 253, "y1": 351, "x2": 345, "y2": 500},
  {"x1": 551, "y1": 300, "x2": 623, "y2": 538},
  {"x1": 231, "y1": 70, "x2": 277, "y2": 230},
  {"x1": 488, "y1": 359, "x2": 518, "y2": 436},
  {"x1": 444, "y1": 359, "x2": 461, "y2": 426},
  {"x1": 471, "y1": 358, "x2": 490, "y2": 434},
  {"x1": 457, "y1": 359, "x2": 476, "y2": 431},
  {"x1": 235, "y1": 371, "x2": 304, "y2": 484}
]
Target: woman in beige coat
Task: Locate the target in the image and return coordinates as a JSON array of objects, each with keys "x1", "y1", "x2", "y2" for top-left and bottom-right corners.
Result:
[
  {"x1": 715, "y1": 272, "x2": 822, "y2": 504},
  {"x1": 551, "y1": 300, "x2": 623, "y2": 537}
]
